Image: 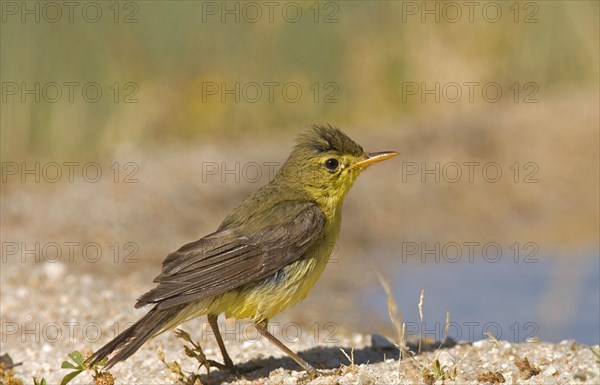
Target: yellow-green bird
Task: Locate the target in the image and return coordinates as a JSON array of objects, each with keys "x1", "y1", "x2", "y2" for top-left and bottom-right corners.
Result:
[{"x1": 87, "y1": 124, "x2": 397, "y2": 375}]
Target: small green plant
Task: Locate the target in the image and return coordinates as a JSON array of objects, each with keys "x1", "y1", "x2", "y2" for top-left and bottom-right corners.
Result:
[
  {"x1": 32, "y1": 377, "x2": 46, "y2": 385},
  {"x1": 60, "y1": 351, "x2": 113, "y2": 385},
  {"x1": 60, "y1": 351, "x2": 86, "y2": 385},
  {"x1": 423, "y1": 358, "x2": 457, "y2": 383}
]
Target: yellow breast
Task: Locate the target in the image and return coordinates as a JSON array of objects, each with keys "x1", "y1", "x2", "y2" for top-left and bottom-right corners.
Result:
[{"x1": 207, "y1": 208, "x2": 342, "y2": 322}]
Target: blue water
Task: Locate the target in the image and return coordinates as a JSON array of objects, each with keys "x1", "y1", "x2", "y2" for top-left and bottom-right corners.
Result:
[{"x1": 363, "y1": 252, "x2": 599, "y2": 344}]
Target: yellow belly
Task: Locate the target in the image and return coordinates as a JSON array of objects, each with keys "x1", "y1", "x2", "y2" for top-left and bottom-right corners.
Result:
[
  {"x1": 163, "y1": 206, "x2": 342, "y2": 331},
  {"x1": 153, "y1": 201, "x2": 344, "y2": 338},
  {"x1": 206, "y1": 218, "x2": 339, "y2": 322}
]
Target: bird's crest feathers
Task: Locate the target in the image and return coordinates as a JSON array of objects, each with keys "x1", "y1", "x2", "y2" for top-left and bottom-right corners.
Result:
[{"x1": 296, "y1": 124, "x2": 364, "y2": 157}]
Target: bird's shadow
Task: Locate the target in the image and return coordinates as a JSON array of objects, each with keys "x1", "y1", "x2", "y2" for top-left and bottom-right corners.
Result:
[{"x1": 193, "y1": 339, "x2": 457, "y2": 384}]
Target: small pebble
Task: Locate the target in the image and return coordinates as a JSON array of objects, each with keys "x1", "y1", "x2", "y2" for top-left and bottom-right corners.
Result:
[{"x1": 44, "y1": 262, "x2": 66, "y2": 281}]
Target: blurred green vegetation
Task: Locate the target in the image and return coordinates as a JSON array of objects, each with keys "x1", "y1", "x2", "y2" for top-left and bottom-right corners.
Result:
[{"x1": 1, "y1": 1, "x2": 598, "y2": 160}]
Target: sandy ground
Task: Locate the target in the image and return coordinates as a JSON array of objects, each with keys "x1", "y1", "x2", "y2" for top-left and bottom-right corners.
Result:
[
  {"x1": 2, "y1": 97, "x2": 598, "y2": 384},
  {"x1": 1, "y1": 262, "x2": 598, "y2": 385}
]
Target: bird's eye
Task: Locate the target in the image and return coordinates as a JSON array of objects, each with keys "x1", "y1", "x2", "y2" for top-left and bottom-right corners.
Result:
[{"x1": 324, "y1": 158, "x2": 339, "y2": 171}]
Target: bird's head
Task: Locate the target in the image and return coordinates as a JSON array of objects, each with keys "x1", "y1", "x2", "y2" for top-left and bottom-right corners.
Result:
[{"x1": 276, "y1": 124, "x2": 397, "y2": 212}]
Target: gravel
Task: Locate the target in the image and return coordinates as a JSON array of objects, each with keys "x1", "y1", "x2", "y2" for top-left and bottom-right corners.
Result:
[{"x1": 2, "y1": 262, "x2": 598, "y2": 385}]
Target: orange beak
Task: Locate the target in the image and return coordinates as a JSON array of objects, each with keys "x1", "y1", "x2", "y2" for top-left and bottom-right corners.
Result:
[{"x1": 348, "y1": 151, "x2": 398, "y2": 170}]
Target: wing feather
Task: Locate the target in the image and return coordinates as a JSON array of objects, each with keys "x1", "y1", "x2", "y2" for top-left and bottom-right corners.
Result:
[{"x1": 135, "y1": 201, "x2": 325, "y2": 310}]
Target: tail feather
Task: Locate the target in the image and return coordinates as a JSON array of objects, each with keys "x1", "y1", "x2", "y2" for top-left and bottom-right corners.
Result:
[{"x1": 86, "y1": 306, "x2": 181, "y2": 369}]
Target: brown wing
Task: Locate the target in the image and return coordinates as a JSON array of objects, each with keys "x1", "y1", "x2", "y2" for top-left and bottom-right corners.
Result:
[{"x1": 135, "y1": 201, "x2": 325, "y2": 310}]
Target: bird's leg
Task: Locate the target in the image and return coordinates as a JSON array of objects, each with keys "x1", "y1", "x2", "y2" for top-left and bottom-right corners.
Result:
[
  {"x1": 207, "y1": 314, "x2": 237, "y2": 374},
  {"x1": 255, "y1": 320, "x2": 319, "y2": 376}
]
